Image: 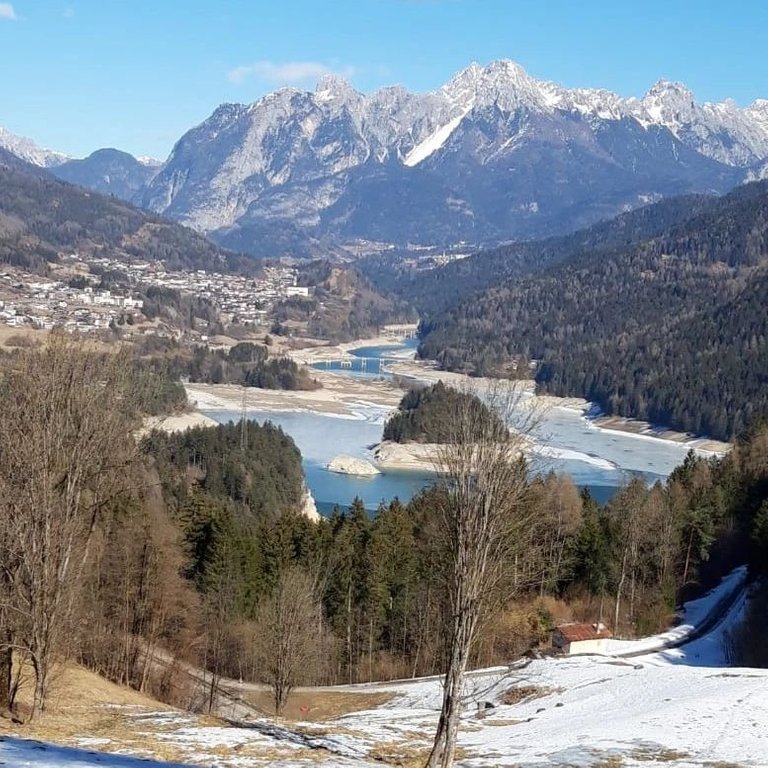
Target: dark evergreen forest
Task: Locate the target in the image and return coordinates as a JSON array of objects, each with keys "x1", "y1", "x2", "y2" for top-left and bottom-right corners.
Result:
[
  {"x1": 162, "y1": 341, "x2": 320, "y2": 390},
  {"x1": 413, "y1": 181, "x2": 768, "y2": 440},
  {"x1": 382, "y1": 382, "x2": 505, "y2": 443},
  {"x1": 362, "y1": 191, "x2": 719, "y2": 316}
]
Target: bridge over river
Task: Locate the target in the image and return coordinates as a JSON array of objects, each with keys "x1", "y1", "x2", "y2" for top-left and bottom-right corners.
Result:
[
  {"x1": 308, "y1": 354, "x2": 406, "y2": 376},
  {"x1": 379, "y1": 323, "x2": 418, "y2": 341}
]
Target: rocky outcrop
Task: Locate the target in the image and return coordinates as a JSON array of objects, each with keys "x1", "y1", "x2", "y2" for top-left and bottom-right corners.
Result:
[
  {"x1": 372, "y1": 441, "x2": 443, "y2": 472},
  {"x1": 300, "y1": 485, "x2": 321, "y2": 522},
  {"x1": 327, "y1": 454, "x2": 381, "y2": 476}
]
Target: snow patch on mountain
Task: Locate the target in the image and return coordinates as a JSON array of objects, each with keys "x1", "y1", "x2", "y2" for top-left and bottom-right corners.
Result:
[
  {"x1": 137, "y1": 155, "x2": 163, "y2": 167},
  {"x1": 633, "y1": 80, "x2": 768, "y2": 166},
  {"x1": 131, "y1": 59, "x2": 768, "y2": 250},
  {"x1": 0, "y1": 126, "x2": 69, "y2": 167},
  {"x1": 403, "y1": 108, "x2": 470, "y2": 167}
]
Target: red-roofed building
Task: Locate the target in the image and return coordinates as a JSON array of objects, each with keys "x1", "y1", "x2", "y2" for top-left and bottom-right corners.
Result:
[{"x1": 552, "y1": 622, "x2": 613, "y2": 655}]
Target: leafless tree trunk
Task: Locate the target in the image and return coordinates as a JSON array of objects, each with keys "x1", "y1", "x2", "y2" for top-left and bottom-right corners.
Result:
[
  {"x1": 255, "y1": 566, "x2": 324, "y2": 716},
  {"x1": 609, "y1": 478, "x2": 651, "y2": 635},
  {"x1": 425, "y1": 382, "x2": 537, "y2": 768},
  {"x1": 0, "y1": 553, "x2": 18, "y2": 715},
  {"x1": 0, "y1": 335, "x2": 140, "y2": 719},
  {"x1": 0, "y1": 626, "x2": 12, "y2": 714}
]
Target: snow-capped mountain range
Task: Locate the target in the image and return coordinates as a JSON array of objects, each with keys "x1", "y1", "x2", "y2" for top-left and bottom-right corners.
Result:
[
  {"x1": 4, "y1": 60, "x2": 768, "y2": 255},
  {"x1": 0, "y1": 126, "x2": 70, "y2": 167}
]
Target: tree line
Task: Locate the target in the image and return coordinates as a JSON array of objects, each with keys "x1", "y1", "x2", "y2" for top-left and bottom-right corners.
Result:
[
  {"x1": 416, "y1": 181, "x2": 768, "y2": 440},
  {"x1": 166, "y1": 341, "x2": 320, "y2": 390},
  {"x1": 1, "y1": 338, "x2": 766, "y2": 735},
  {"x1": 361, "y1": 190, "x2": 718, "y2": 318}
]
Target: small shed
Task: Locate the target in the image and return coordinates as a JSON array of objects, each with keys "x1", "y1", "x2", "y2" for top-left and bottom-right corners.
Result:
[{"x1": 552, "y1": 622, "x2": 612, "y2": 655}]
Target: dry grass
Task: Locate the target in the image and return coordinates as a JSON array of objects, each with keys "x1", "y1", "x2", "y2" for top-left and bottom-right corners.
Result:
[
  {"x1": 499, "y1": 684, "x2": 560, "y2": 706},
  {"x1": 632, "y1": 746, "x2": 691, "y2": 762},
  {"x1": 0, "y1": 665, "x2": 184, "y2": 761},
  {"x1": 369, "y1": 742, "x2": 466, "y2": 767},
  {"x1": 242, "y1": 688, "x2": 394, "y2": 721},
  {"x1": 0, "y1": 325, "x2": 46, "y2": 349},
  {"x1": 591, "y1": 756, "x2": 624, "y2": 768},
  {"x1": 0, "y1": 664, "x2": 300, "y2": 766},
  {"x1": 6, "y1": 663, "x2": 170, "y2": 722}
]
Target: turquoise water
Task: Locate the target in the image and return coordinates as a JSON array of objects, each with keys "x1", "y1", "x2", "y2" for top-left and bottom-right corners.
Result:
[
  {"x1": 311, "y1": 340, "x2": 418, "y2": 379},
  {"x1": 207, "y1": 408, "x2": 434, "y2": 513},
  {"x1": 204, "y1": 399, "x2": 681, "y2": 515},
  {"x1": 206, "y1": 407, "x2": 652, "y2": 513},
  {"x1": 205, "y1": 340, "x2": 698, "y2": 515}
]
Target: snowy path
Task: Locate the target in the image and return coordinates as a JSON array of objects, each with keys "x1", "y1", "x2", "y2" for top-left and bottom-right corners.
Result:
[
  {"x1": 600, "y1": 564, "x2": 749, "y2": 659},
  {"x1": 1, "y1": 567, "x2": 763, "y2": 767}
]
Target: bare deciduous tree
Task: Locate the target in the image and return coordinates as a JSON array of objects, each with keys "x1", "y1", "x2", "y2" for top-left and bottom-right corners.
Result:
[
  {"x1": 425, "y1": 382, "x2": 537, "y2": 768},
  {"x1": 608, "y1": 477, "x2": 656, "y2": 633},
  {"x1": 255, "y1": 566, "x2": 324, "y2": 716},
  {"x1": 0, "y1": 335, "x2": 140, "y2": 719},
  {"x1": 531, "y1": 474, "x2": 583, "y2": 595}
]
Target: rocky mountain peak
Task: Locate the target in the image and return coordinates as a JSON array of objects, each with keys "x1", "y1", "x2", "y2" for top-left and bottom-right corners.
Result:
[
  {"x1": 57, "y1": 60, "x2": 763, "y2": 255},
  {"x1": 642, "y1": 79, "x2": 697, "y2": 121},
  {"x1": 441, "y1": 58, "x2": 552, "y2": 111},
  {"x1": 315, "y1": 74, "x2": 359, "y2": 103},
  {"x1": 645, "y1": 79, "x2": 695, "y2": 99},
  {"x1": 0, "y1": 126, "x2": 70, "y2": 168},
  {"x1": 747, "y1": 98, "x2": 768, "y2": 125}
]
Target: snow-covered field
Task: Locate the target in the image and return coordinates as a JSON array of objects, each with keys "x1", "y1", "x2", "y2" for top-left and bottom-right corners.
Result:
[{"x1": 2, "y1": 568, "x2": 764, "y2": 768}]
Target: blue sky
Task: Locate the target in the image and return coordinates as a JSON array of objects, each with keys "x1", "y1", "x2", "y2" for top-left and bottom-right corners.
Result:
[{"x1": 1, "y1": 0, "x2": 766, "y2": 159}]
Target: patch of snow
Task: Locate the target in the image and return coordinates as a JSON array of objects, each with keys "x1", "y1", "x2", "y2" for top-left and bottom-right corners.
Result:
[
  {"x1": 0, "y1": 126, "x2": 70, "y2": 167},
  {"x1": 0, "y1": 736, "x2": 192, "y2": 767},
  {"x1": 403, "y1": 109, "x2": 469, "y2": 167},
  {"x1": 528, "y1": 444, "x2": 618, "y2": 471},
  {"x1": 0, "y1": 564, "x2": 762, "y2": 768},
  {"x1": 601, "y1": 565, "x2": 749, "y2": 658},
  {"x1": 137, "y1": 155, "x2": 163, "y2": 167}
]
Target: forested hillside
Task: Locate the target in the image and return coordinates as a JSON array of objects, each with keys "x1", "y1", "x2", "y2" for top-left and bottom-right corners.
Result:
[
  {"x1": 2, "y1": 336, "x2": 768, "y2": 723},
  {"x1": 272, "y1": 260, "x2": 417, "y2": 342},
  {"x1": 418, "y1": 181, "x2": 768, "y2": 439},
  {"x1": 362, "y1": 191, "x2": 718, "y2": 316},
  {"x1": 0, "y1": 160, "x2": 259, "y2": 274},
  {"x1": 145, "y1": 420, "x2": 305, "y2": 531}
]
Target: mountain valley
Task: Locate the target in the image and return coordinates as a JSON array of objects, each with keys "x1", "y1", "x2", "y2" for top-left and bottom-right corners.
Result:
[{"x1": 2, "y1": 24, "x2": 768, "y2": 768}]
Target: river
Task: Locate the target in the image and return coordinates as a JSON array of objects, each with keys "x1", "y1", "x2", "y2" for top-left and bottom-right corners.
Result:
[{"x1": 203, "y1": 340, "x2": 707, "y2": 515}]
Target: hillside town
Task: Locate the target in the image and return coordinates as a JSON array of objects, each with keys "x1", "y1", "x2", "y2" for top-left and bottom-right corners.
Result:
[{"x1": 0, "y1": 253, "x2": 305, "y2": 336}]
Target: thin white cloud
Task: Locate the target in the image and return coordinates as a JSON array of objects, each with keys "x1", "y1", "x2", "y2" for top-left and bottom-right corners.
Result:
[
  {"x1": 227, "y1": 60, "x2": 356, "y2": 86},
  {"x1": 0, "y1": 3, "x2": 17, "y2": 20}
]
